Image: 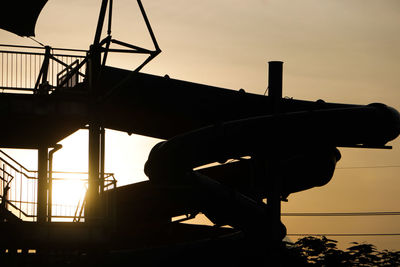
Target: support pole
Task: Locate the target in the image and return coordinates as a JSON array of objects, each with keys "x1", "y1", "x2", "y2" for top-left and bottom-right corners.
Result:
[
  {"x1": 267, "y1": 61, "x2": 284, "y2": 263},
  {"x1": 87, "y1": 123, "x2": 101, "y2": 222},
  {"x1": 86, "y1": 33, "x2": 103, "y2": 222},
  {"x1": 107, "y1": 0, "x2": 113, "y2": 36},
  {"x1": 94, "y1": 0, "x2": 109, "y2": 46},
  {"x1": 37, "y1": 145, "x2": 48, "y2": 223}
]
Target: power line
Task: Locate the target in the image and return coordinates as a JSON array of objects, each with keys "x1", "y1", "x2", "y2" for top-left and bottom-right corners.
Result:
[
  {"x1": 282, "y1": 212, "x2": 400, "y2": 217},
  {"x1": 287, "y1": 233, "x2": 400, "y2": 237},
  {"x1": 337, "y1": 165, "x2": 400, "y2": 169}
]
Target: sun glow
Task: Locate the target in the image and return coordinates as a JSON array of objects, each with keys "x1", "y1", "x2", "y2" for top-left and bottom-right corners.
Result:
[
  {"x1": 51, "y1": 177, "x2": 87, "y2": 221},
  {"x1": 49, "y1": 129, "x2": 160, "y2": 221},
  {"x1": 1, "y1": 128, "x2": 160, "y2": 222}
]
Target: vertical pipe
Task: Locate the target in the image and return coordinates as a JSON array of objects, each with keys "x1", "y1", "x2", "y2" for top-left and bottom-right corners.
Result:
[
  {"x1": 268, "y1": 61, "x2": 283, "y2": 113},
  {"x1": 20, "y1": 168, "x2": 22, "y2": 218},
  {"x1": 1, "y1": 164, "x2": 3, "y2": 198},
  {"x1": 25, "y1": 54, "x2": 27, "y2": 88},
  {"x1": 11, "y1": 54, "x2": 13, "y2": 87},
  {"x1": 10, "y1": 54, "x2": 12, "y2": 87},
  {"x1": 48, "y1": 144, "x2": 62, "y2": 222},
  {"x1": 20, "y1": 54, "x2": 22, "y2": 88},
  {"x1": 100, "y1": 127, "x2": 105, "y2": 195},
  {"x1": 34, "y1": 54, "x2": 36, "y2": 83},
  {"x1": 1, "y1": 53, "x2": 3, "y2": 88},
  {"x1": 6, "y1": 53, "x2": 8, "y2": 87},
  {"x1": 50, "y1": 54, "x2": 52, "y2": 87},
  {"x1": 34, "y1": 173, "x2": 36, "y2": 219},
  {"x1": 37, "y1": 146, "x2": 48, "y2": 223},
  {"x1": 15, "y1": 54, "x2": 17, "y2": 86},
  {"x1": 28, "y1": 55, "x2": 33, "y2": 88},
  {"x1": 100, "y1": 127, "x2": 105, "y2": 219},
  {"x1": 267, "y1": 61, "x2": 284, "y2": 263}
]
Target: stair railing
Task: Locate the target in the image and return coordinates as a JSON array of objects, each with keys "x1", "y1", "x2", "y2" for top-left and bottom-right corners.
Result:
[
  {"x1": 0, "y1": 150, "x2": 117, "y2": 222},
  {"x1": 0, "y1": 150, "x2": 38, "y2": 221}
]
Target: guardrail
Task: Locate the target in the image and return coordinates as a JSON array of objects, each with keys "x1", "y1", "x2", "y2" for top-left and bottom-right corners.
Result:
[
  {"x1": 0, "y1": 150, "x2": 37, "y2": 221},
  {"x1": 0, "y1": 44, "x2": 88, "y2": 93},
  {"x1": 0, "y1": 149, "x2": 117, "y2": 222}
]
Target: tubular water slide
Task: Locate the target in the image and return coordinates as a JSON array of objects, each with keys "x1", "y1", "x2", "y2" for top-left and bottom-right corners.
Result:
[
  {"x1": 97, "y1": 65, "x2": 400, "y2": 241},
  {"x1": 1, "y1": 61, "x2": 399, "y2": 243}
]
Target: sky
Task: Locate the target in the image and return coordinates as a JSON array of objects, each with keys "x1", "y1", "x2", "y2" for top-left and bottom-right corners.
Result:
[{"x1": 1, "y1": 0, "x2": 400, "y2": 251}]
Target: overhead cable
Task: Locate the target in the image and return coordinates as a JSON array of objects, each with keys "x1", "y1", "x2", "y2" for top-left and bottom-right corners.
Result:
[
  {"x1": 287, "y1": 233, "x2": 400, "y2": 237},
  {"x1": 282, "y1": 211, "x2": 400, "y2": 217}
]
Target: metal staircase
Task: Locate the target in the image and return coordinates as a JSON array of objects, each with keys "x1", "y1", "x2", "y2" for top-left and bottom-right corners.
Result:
[
  {"x1": 0, "y1": 149, "x2": 117, "y2": 222},
  {"x1": 0, "y1": 150, "x2": 37, "y2": 221}
]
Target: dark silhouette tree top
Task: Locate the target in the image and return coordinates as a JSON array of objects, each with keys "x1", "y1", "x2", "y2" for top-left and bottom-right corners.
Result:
[{"x1": 284, "y1": 236, "x2": 400, "y2": 266}]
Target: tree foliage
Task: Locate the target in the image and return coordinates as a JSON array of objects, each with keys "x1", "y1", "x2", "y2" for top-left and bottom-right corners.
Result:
[{"x1": 283, "y1": 236, "x2": 400, "y2": 266}]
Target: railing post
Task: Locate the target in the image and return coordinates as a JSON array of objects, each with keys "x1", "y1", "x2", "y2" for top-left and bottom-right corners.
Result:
[
  {"x1": 35, "y1": 46, "x2": 51, "y2": 94},
  {"x1": 41, "y1": 46, "x2": 51, "y2": 84}
]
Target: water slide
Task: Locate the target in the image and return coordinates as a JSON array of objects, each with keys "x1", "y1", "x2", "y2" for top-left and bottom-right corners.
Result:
[
  {"x1": 1, "y1": 61, "x2": 399, "y2": 255},
  {"x1": 1, "y1": 65, "x2": 399, "y2": 234},
  {"x1": 97, "y1": 65, "x2": 400, "y2": 241}
]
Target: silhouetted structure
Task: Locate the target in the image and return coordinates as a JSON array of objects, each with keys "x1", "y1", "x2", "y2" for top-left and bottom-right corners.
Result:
[{"x1": 0, "y1": 0, "x2": 399, "y2": 265}]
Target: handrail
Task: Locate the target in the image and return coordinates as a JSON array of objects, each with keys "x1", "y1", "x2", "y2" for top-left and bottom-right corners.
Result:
[
  {"x1": 72, "y1": 173, "x2": 116, "y2": 222},
  {"x1": 0, "y1": 169, "x2": 14, "y2": 181},
  {"x1": 0, "y1": 195, "x2": 35, "y2": 218},
  {"x1": 0, "y1": 175, "x2": 8, "y2": 183},
  {"x1": 0, "y1": 49, "x2": 87, "y2": 58},
  {"x1": 0, "y1": 50, "x2": 46, "y2": 56},
  {"x1": 0, "y1": 50, "x2": 87, "y2": 59},
  {"x1": 56, "y1": 56, "x2": 88, "y2": 88},
  {"x1": 0, "y1": 158, "x2": 37, "y2": 181},
  {"x1": 73, "y1": 196, "x2": 86, "y2": 222},
  {"x1": 0, "y1": 150, "x2": 35, "y2": 173},
  {"x1": 0, "y1": 158, "x2": 36, "y2": 180},
  {"x1": 0, "y1": 44, "x2": 88, "y2": 53},
  {"x1": 0, "y1": 87, "x2": 35, "y2": 92},
  {"x1": 0, "y1": 156, "x2": 119, "y2": 182},
  {"x1": 0, "y1": 44, "x2": 45, "y2": 50}
]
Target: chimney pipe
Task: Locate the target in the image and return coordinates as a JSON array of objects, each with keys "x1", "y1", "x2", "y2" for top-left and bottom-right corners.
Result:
[{"x1": 268, "y1": 61, "x2": 283, "y2": 113}]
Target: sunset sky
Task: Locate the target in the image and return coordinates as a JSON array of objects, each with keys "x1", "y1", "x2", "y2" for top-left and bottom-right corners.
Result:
[{"x1": 1, "y1": 0, "x2": 400, "y2": 250}]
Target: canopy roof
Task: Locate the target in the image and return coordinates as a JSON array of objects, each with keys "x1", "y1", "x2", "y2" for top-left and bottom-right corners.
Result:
[{"x1": 0, "y1": 0, "x2": 48, "y2": 37}]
